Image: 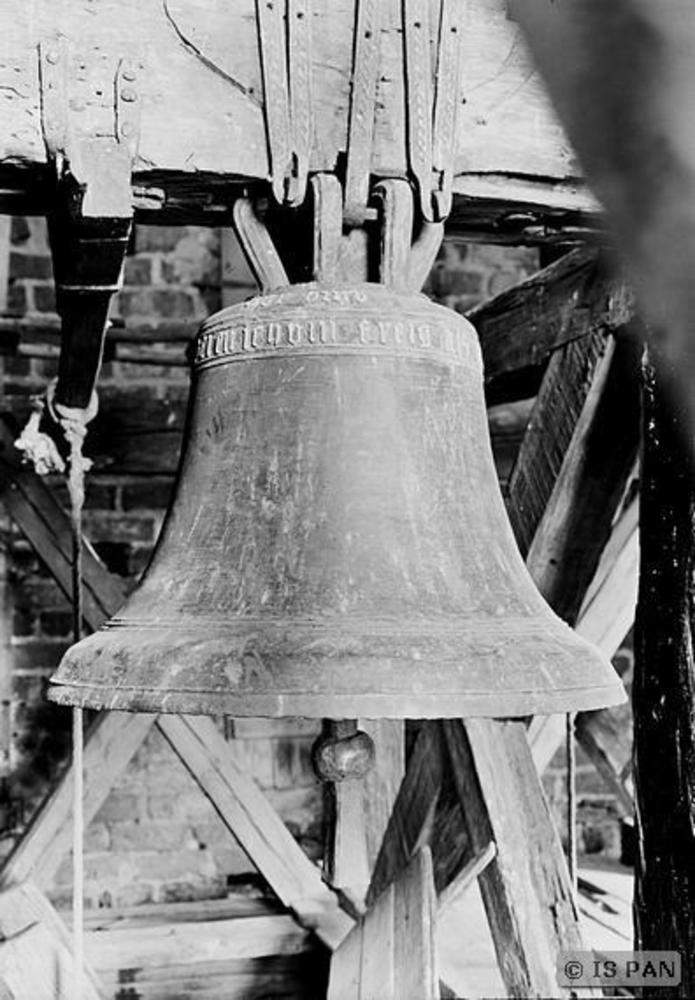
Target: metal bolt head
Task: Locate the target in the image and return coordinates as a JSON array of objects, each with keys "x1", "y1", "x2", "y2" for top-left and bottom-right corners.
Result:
[
  {"x1": 121, "y1": 89, "x2": 137, "y2": 103},
  {"x1": 45, "y1": 50, "x2": 60, "y2": 65},
  {"x1": 120, "y1": 122, "x2": 133, "y2": 137},
  {"x1": 122, "y1": 69, "x2": 137, "y2": 82}
]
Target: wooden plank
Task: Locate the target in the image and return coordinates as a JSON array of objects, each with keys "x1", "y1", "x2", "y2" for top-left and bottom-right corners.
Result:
[
  {"x1": 467, "y1": 247, "x2": 634, "y2": 405},
  {"x1": 359, "y1": 719, "x2": 404, "y2": 873},
  {"x1": 514, "y1": 333, "x2": 639, "y2": 796},
  {"x1": 393, "y1": 848, "x2": 438, "y2": 1000},
  {"x1": 0, "y1": 880, "x2": 103, "y2": 999},
  {"x1": 575, "y1": 709, "x2": 633, "y2": 817},
  {"x1": 437, "y1": 841, "x2": 496, "y2": 918},
  {"x1": 94, "y1": 952, "x2": 318, "y2": 981},
  {"x1": 76, "y1": 895, "x2": 285, "y2": 931},
  {"x1": 0, "y1": 712, "x2": 156, "y2": 889},
  {"x1": 577, "y1": 494, "x2": 638, "y2": 655},
  {"x1": 367, "y1": 723, "x2": 445, "y2": 906},
  {"x1": 96, "y1": 967, "x2": 319, "y2": 1000},
  {"x1": 443, "y1": 719, "x2": 599, "y2": 999},
  {"x1": 506, "y1": 324, "x2": 611, "y2": 556},
  {"x1": 0, "y1": 217, "x2": 10, "y2": 313},
  {"x1": 632, "y1": 347, "x2": 695, "y2": 990},
  {"x1": 156, "y1": 714, "x2": 353, "y2": 950},
  {"x1": 322, "y1": 776, "x2": 371, "y2": 913},
  {"x1": 0, "y1": 0, "x2": 594, "y2": 221},
  {"x1": 529, "y1": 495, "x2": 638, "y2": 776},
  {"x1": 328, "y1": 848, "x2": 437, "y2": 1000},
  {"x1": 97, "y1": 971, "x2": 316, "y2": 1000},
  {"x1": 86, "y1": 913, "x2": 313, "y2": 970},
  {"x1": 503, "y1": 312, "x2": 639, "y2": 799},
  {"x1": 525, "y1": 331, "x2": 642, "y2": 623}
]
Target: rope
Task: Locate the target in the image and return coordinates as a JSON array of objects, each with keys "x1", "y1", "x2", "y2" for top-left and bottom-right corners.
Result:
[
  {"x1": 15, "y1": 382, "x2": 97, "y2": 998},
  {"x1": 72, "y1": 706, "x2": 84, "y2": 999},
  {"x1": 566, "y1": 711, "x2": 577, "y2": 894},
  {"x1": 54, "y1": 398, "x2": 94, "y2": 1000}
]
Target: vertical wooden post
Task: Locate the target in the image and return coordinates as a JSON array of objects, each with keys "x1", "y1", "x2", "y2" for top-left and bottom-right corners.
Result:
[
  {"x1": 0, "y1": 216, "x2": 10, "y2": 312},
  {"x1": 633, "y1": 349, "x2": 695, "y2": 995},
  {"x1": 443, "y1": 719, "x2": 598, "y2": 999},
  {"x1": 0, "y1": 216, "x2": 13, "y2": 780}
]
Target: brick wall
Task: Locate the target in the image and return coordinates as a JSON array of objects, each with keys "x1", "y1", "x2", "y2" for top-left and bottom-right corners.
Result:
[
  {"x1": 0, "y1": 221, "x2": 630, "y2": 911},
  {"x1": 1, "y1": 218, "x2": 325, "y2": 908}
]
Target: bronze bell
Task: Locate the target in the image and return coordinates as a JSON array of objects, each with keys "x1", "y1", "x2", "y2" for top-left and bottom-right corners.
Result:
[{"x1": 48, "y1": 283, "x2": 625, "y2": 718}]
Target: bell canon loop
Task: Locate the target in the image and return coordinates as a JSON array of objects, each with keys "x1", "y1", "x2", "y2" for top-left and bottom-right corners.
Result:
[{"x1": 48, "y1": 282, "x2": 625, "y2": 718}]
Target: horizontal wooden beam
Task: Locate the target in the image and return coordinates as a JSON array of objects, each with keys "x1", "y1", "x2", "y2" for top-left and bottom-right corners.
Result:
[
  {"x1": 87, "y1": 912, "x2": 314, "y2": 971},
  {"x1": 0, "y1": 170, "x2": 603, "y2": 242},
  {"x1": 0, "y1": 0, "x2": 595, "y2": 224},
  {"x1": 469, "y1": 247, "x2": 634, "y2": 405}
]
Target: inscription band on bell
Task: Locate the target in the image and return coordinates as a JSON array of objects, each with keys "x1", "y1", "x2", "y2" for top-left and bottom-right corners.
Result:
[{"x1": 194, "y1": 315, "x2": 477, "y2": 369}]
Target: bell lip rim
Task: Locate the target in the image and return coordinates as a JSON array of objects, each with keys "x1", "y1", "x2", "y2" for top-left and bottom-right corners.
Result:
[{"x1": 46, "y1": 679, "x2": 626, "y2": 718}]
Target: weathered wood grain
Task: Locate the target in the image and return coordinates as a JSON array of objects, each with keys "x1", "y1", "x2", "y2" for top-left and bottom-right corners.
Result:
[
  {"x1": 366, "y1": 722, "x2": 443, "y2": 906},
  {"x1": 157, "y1": 714, "x2": 353, "y2": 950},
  {"x1": 322, "y1": 719, "x2": 404, "y2": 913},
  {"x1": 0, "y1": 0, "x2": 595, "y2": 221},
  {"x1": 392, "y1": 847, "x2": 438, "y2": 1000},
  {"x1": 321, "y1": 775, "x2": 371, "y2": 913},
  {"x1": 0, "y1": 713, "x2": 155, "y2": 890},
  {"x1": 86, "y1": 912, "x2": 313, "y2": 970},
  {"x1": 443, "y1": 719, "x2": 599, "y2": 999},
  {"x1": 0, "y1": 218, "x2": 10, "y2": 312},
  {"x1": 96, "y1": 959, "x2": 323, "y2": 1000},
  {"x1": 0, "y1": 880, "x2": 103, "y2": 999},
  {"x1": 359, "y1": 719, "x2": 404, "y2": 875},
  {"x1": 506, "y1": 325, "x2": 611, "y2": 556},
  {"x1": 511, "y1": 325, "x2": 640, "y2": 794},
  {"x1": 576, "y1": 493, "x2": 638, "y2": 656},
  {"x1": 468, "y1": 247, "x2": 634, "y2": 405},
  {"x1": 328, "y1": 848, "x2": 437, "y2": 1000},
  {"x1": 525, "y1": 331, "x2": 642, "y2": 623},
  {"x1": 575, "y1": 709, "x2": 633, "y2": 817},
  {"x1": 633, "y1": 348, "x2": 695, "y2": 995}
]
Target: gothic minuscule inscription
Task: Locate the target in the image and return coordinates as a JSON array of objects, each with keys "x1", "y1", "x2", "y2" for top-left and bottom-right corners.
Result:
[{"x1": 195, "y1": 314, "x2": 477, "y2": 369}]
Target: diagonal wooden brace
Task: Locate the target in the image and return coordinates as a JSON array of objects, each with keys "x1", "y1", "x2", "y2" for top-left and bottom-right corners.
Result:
[{"x1": 0, "y1": 440, "x2": 353, "y2": 949}]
